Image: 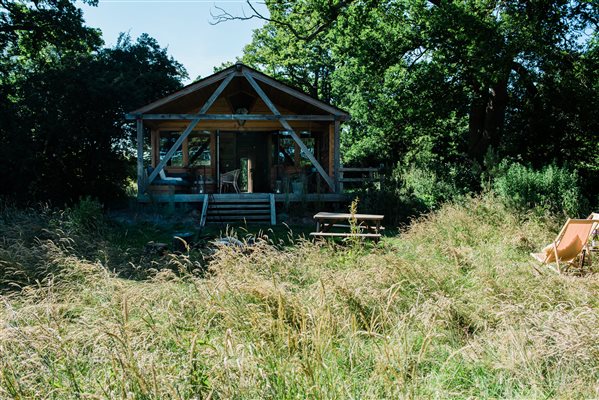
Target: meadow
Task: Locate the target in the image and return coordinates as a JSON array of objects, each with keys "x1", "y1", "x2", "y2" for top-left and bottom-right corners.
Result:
[{"x1": 0, "y1": 196, "x2": 598, "y2": 399}]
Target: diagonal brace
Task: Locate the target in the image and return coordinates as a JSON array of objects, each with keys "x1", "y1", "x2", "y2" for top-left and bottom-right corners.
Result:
[
  {"x1": 242, "y1": 69, "x2": 335, "y2": 191},
  {"x1": 144, "y1": 72, "x2": 235, "y2": 191}
]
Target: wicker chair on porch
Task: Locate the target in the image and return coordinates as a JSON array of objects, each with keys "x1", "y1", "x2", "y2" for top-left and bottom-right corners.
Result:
[{"x1": 220, "y1": 169, "x2": 241, "y2": 193}]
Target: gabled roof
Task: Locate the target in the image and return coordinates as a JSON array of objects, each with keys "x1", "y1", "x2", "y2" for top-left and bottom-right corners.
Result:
[{"x1": 128, "y1": 63, "x2": 350, "y2": 120}]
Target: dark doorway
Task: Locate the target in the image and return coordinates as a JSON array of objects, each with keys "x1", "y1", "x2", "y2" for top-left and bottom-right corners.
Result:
[{"x1": 219, "y1": 132, "x2": 270, "y2": 193}]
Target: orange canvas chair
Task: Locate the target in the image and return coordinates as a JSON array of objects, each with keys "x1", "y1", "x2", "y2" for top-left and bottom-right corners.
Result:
[{"x1": 531, "y1": 218, "x2": 596, "y2": 272}]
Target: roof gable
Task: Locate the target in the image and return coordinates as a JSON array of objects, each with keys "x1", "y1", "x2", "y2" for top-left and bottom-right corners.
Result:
[{"x1": 129, "y1": 63, "x2": 349, "y2": 119}]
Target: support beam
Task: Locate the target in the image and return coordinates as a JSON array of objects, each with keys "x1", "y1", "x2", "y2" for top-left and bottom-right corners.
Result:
[
  {"x1": 250, "y1": 71, "x2": 349, "y2": 118},
  {"x1": 200, "y1": 194, "x2": 209, "y2": 227},
  {"x1": 136, "y1": 119, "x2": 144, "y2": 194},
  {"x1": 150, "y1": 129, "x2": 158, "y2": 167},
  {"x1": 146, "y1": 72, "x2": 235, "y2": 188},
  {"x1": 125, "y1": 113, "x2": 338, "y2": 121},
  {"x1": 242, "y1": 69, "x2": 335, "y2": 191},
  {"x1": 328, "y1": 123, "x2": 334, "y2": 177},
  {"x1": 334, "y1": 120, "x2": 341, "y2": 193},
  {"x1": 269, "y1": 193, "x2": 276, "y2": 226}
]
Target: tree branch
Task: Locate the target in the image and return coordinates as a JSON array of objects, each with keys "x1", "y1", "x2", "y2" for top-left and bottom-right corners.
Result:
[
  {"x1": 511, "y1": 61, "x2": 538, "y2": 97},
  {"x1": 211, "y1": 0, "x2": 356, "y2": 42}
]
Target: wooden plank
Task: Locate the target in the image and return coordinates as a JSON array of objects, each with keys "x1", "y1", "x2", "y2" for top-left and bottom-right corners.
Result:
[
  {"x1": 182, "y1": 135, "x2": 189, "y2": 166},
  {"x1": 339, "y1": 177, "x2": 377, "y2": 183},
  {"x1": 137, "y1": 193, "x2": 350, "y2": 203},
  {"x1": 138, "y1": 121, "x2": 324, "y2": 132},
  {"x1": 273, "y1": 193, "x2": 349, "y2": 202},
  {"x1": 208, "y1": 209, "x2": 270, "y2": 215},
  {"x1": 333, "y1": 120, "x2": 341, "y2": 193},
  {"x1": 216, "y1": 130, "x2": 220, "y2": 190},
  {"x1": 126, "y1": 113, "x2": 337, "y2": 121},
  {"x1": 242, "y1": 69, "x2": 335, "y2": 191},
  {"x1": 327, "y1": 224, "x2": 385, "y2": 231},
  {"x1": 210, "y1": 198, "x2": 270, "y2": 203},
  {"x1": 339, "y1": 167, "x2": 379, "y2": 172},
  {"x1": 314, "y1": 212, "x2": 384, "y2": 220},
  {"x1": 206, "y1": 215, "x2": 271, "y2": 221},
  {"x1": 210, "y1": 193, "x2": 270, "y2": 201},
  {"x1": 328, "y1": 123, "x2": 334, "y2": 177},
  {"x1": 150, "y1": 129, "x2": 158, "y2": 167},
  {"x1": 147, "y1": 72, "x2": 235, "y2": 186},
  {"x1": 136, "y1": 119, "x2": 145, "y2": 194},
  {"x1": 208, "y1": 203, "x2": 270, "y2": 209},
  {"x1": 309, "y1": 232, "x2": 382, "y2": 238},
  {"x1": 200, "y1": 194, "x2": 209, "y2": 227},
  {"x1": 269, "y1": 193, "x2": 276, "y2": 226}
]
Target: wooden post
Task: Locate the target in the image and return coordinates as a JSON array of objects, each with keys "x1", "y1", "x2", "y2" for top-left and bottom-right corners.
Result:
[
  {"x1": 147, "y1": 72, "x2": 234, "y2": 186},
  {"x1": 269, "y1": 193, "x2": 276, "y2": 226},
  {"x1": 242, "y1": 69, "x2": 335, "y2": 191},
  {"x1": 328, "y1": 124, "x2": 334, "y2": 177},
  {"x1": 200, "y1": 194, "x2": 209, "y2": 227},
  {"x1": 333, "y1": 120, "x2": 341, "y2": 193},
  {"x1": 182, "y1": 136, "x2": 189, "y2": 166},
  {"x1": 216, "y1": 130, "x2": 220, "y2": 192},
  {"x1": 150, "y1": 129, "x2": 158, "y2": 167},
  {"x1": 136, "y1": 119, "x2": 144, "y2": 195}
]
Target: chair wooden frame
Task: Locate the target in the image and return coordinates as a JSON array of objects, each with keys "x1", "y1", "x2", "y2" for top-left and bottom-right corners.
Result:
[{"x1": 531, "y1": 218, "x2": 597, "y2": 273}]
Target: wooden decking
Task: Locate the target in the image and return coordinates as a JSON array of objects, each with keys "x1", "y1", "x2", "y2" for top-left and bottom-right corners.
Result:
[{"x1": 137, "y1": 193, "x2": 349, "y2": 203}]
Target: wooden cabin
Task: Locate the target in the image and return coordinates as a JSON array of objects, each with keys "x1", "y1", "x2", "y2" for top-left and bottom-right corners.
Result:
[{"x1": 126, "y1": 63, "x2": 350, "y2": 214}]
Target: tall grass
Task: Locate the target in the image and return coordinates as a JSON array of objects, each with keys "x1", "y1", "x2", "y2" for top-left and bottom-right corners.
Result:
[{"x1": 0, "y1": 196, "x2": 598, "y2": 398}]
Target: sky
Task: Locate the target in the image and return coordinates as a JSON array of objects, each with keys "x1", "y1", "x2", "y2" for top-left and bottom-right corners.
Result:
[{"x1": 80, "y1": 0, "x2": 268, "y2": 83}]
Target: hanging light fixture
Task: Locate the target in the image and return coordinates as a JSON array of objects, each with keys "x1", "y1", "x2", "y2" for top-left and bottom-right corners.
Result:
[{"x1": 236, "y1": 107, "x2": 248, "y2": 127}]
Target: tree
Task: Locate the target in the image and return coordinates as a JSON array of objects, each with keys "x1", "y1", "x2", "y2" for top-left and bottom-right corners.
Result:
[
  {"x1": 236, "y1": 0, "x2": 598, "y2": 199},
  {"x1": 243, "y1": 21, "x2": 334, "y2": 101},
  {"x1": 0, "y1": 0, "x2": 188, "y2": 204},
  {"x1": 1, "y1": 34, "x2": 186, "y2": 204},
  {"x1": 0, "y1": 0, "x2": 102, "y2": 79}
]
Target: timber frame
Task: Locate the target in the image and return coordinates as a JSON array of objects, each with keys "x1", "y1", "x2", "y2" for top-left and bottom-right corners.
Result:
[{"x1": 126, "y1": 62, "x2": 349, "y2": 202}]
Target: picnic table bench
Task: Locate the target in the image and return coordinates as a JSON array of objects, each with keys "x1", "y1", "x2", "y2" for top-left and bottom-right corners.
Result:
[{"x1": 310, "y1": 212, "x2": 384, "y2": 242}]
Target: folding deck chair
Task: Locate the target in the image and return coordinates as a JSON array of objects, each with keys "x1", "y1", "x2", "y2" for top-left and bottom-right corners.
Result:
[{"x1": 531, "y1": 218, "x2": 597, "y2": 273}]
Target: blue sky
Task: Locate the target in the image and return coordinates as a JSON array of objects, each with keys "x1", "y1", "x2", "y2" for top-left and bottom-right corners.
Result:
[{"x1": 81, "y1": 0, "x2": 267, "y2": 82}]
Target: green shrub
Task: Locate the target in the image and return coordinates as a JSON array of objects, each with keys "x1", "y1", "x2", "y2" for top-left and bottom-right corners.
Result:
[
  {"x1": 354, "y1": 161, "x2": 478, "y2": 225},
  {"x1": 401, "y1": 165, "x2": 457, "y2": 209},
  {"x1": 66, "y1": 196, "x2": 104, "y2": 232},
  {"x1": 492, "y1": 161, "x2": 584, "y2": 216}
]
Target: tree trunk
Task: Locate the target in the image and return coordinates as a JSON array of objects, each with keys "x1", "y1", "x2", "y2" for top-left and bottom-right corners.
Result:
[{"x1": 468, "y1": 78, "x2": 509, "y2": 161}]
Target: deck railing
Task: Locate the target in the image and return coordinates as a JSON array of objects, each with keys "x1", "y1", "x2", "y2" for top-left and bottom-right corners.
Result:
[{"x1": 339, "y1": 167, "x2": 382, "y2": 192}]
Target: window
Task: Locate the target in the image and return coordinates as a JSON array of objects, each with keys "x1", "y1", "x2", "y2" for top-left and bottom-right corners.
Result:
[
  {"x1": 159, "y1": 130, "x2": 212, "y2": 168},
  {"x1": 298, "y1": 131, "x2": 316, "y2": 168},
  {"x1": 188, "y1": 131, "x2": 211, "y2": 167},
  {"x1": 274, "y1": 131, "x2": 296, "y2": 166},
  {"x1": 159, "y1": 132, "x2": 184, "y2": 167}
]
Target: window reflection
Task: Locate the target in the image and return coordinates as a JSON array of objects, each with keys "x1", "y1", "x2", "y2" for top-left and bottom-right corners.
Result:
[
  {"x1": 188, "y1": 132, "x2": 211, "y2": 167},
  {"x1": 159, "y1": 132, "x2": 184, "y2": 167}
]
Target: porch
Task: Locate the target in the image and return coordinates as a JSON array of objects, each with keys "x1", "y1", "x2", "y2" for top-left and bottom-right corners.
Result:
[
  {"x1": 127, "y1": 63, "x2": 350, "y2": 204},
  {"x1": 137, "y1": 192, "x2": 349, "y2": 203},
  {"x1": 143, "y1": 128, "x2": 338, "y2": 198}
]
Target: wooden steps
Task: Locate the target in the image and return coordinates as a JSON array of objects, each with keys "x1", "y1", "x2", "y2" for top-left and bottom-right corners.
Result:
[{"x1": 200, "y1": 193, "x2": 276, "y2": 226}]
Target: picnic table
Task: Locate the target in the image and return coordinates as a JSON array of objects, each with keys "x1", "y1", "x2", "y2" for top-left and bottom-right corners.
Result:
[{"x1": 310, "y1": 212, "x2": 384, "y2": 241}]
